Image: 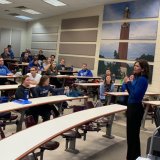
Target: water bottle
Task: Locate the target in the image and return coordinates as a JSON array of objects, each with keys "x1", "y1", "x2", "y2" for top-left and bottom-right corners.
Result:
[{"x1": 24, "y1": 89, "x2": 29, "y2": 101}]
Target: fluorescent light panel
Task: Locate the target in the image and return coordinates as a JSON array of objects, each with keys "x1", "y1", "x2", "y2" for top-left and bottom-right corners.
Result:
[
  {"x1": 15, "y1": 15, "x2": 32, "y2": 20},
  {"x1": 22, "y1": 9, "x2": 41, "y2": 14},
  {"x1": 0, "y1": 0, "x2": 12, "y2": 4},
  {"x1": 43, "y1": 0, "x2": 66, "y2": 6}
]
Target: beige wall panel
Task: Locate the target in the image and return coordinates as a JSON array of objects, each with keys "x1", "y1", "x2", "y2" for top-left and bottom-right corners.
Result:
[
  {"x1": 60, "y1": 30, "x2": 97, "y2": 42},
  {"x1": 31, "y1": 42, "x2": 57, "y2": 50},
  {"x1": 59, "y1": 44, "x2": 96, "y2": 56},
  {"x1": 61, "y1": 16, "x2": 99, "y2": 29},
  {"x1": 58, "y1": 55, "x2": 95, "y2": 69}
]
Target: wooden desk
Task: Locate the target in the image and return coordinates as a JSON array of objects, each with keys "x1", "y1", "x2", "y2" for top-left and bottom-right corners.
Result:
[
  {"x1": 0, "y1": 84, "x2": 19, "y2": 91},
  {"x1": 0, "y1": 104, "x2": 126, "y2": 160},
  {"x1": 107, "y1": 91, "x2": 160, "y2": 97},
  {"x1": 0, "y1": 95, "x2": 88, "y2": 131},
  {"x1": 48, "y1": 75, "x2": 102, "y2": 87},
  {"x1": 58, "y1": 70, "x2": 78, "y2": 75},
  {"x1": 143, "y1": 101, "x2": 160, "y2": 106},
  {"x1": 74, "y1": 83, "x2": 101, "y2": 87},
  {"x1": 12, "y1": 63, "x2": 29, "y2": 66},
  {"x1": 0, "y1": 75, "x2": 22, "y2": 83},
  {"x1": 0, "y1": 95, "x2": 88, "y2": 114},
  {"x1": 4, "y1": 59, "x2": 19, "y2": 62},
  {"x1": 0, "y1": 75, "x2": 21, "y2": 79},
  {"x1": 0, "y1": 84, "x2": 37, "y2": 91},
  {"x1": 107, "y1": 92, "x2": 160, "y2": 130},
  {"x1": 69, "y1": 76, "x2": 102, "y2": 79}
]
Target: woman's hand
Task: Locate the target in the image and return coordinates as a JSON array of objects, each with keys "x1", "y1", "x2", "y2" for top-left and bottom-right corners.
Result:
[{"x1": 123, "y1": 76, "x2": 130, "y2": 83}]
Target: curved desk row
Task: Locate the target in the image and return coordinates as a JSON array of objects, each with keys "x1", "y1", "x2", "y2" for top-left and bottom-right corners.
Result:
[
  {"x1": 0, "y1": 95, "x2": 88, "y2": 131},
  {"x1": 0, "y1": 104, "x2": 126, "y2": 160}
]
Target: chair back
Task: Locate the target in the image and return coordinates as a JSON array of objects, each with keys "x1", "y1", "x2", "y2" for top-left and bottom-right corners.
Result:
[
  {"x1": 73, "y1": 105, "x2": 86, "y2": 113},
  {"x1": 86, "y1": 101, "x2": 94, "y2": 109},
  {"x1": 24, "y1": 115, "x2": 36, "y2": 128}
]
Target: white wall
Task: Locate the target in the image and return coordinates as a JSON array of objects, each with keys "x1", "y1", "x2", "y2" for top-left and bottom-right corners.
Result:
[
  {"x1": 0, "y1": 18, "x2": 27, "y2": 56},
  {"x1": 26, "y1": 5, "x2": 103, "y2": 74},
  {"x1": 26, "y1": 4, "x2": 160, "y2": 92}
]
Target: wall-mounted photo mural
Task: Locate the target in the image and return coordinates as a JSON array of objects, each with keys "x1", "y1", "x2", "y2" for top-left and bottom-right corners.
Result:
[
  {"x1": 98, "y1": 60, "x2": 153, "y2": 83},
  {"x1": 103, "y1": 0, "x2": 160, "y2": 21},
  {"x1": 102, "y1": 21, "x2": 158, "y2": 40},
  {"x1": 100, "y1": 42, "x2": 155, "y2": 62}
]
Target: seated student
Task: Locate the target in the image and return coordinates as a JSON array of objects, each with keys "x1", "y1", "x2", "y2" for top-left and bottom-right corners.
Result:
[
  {"x1": 7, "y1": 45, "x2": 14, "y2": 59},
  {"x1": 44, "y1": 62, "x2": 58, "y2": 76},
  {"x1": 102, "y1": 68, "x2": 111, "y2": 80},
  {"x1": 78, "y1": 63, "x2": 93, "y2": 77},
  {"x1": 43, "y1": 57, "x2": 52, "y2": 69},
  {"x1": 99, "y1": 75, "x2": 114, "y2": 105},
  {"x1": 15, "y1": 75, "x2": 38, "y2": 120},
  {"x1": 38, "y1": 49, "x2": 46, "y2": 61},
  {"x1": 27, "y1": 67, "x2": 42, "y2": 85},
  {"x1": 21, "y1": 52, "x2": 30, "y2": 63},
  {"x1": 1, "y1": 48, "x2": 10, "y2": 59},
  {"x1": 0, "y1": 56, "x2": 13, "y2": 85},
  {"x1": 15, "y1": 75, "x2": 33, "y2": 99},
  {"x1": 21, "y1": 49, "x2": 32, "y2": 60},
  {"x1": 33, "y1": 75, "x2": 66, "y2": 123},
  {"x1": 28, "y1": 59, "x2": 40, "y2": 70},
  {"x1": 50, "y1": 55, "x2": 56, "y2": 63},
  {"x1": 57, "y1": 58, "x2": 65, "y2": 70}
]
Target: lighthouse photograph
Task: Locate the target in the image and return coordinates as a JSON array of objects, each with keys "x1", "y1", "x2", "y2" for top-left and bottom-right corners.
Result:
[{"x1": 98, "y1": 0, "x2": 159, "y2": 84}]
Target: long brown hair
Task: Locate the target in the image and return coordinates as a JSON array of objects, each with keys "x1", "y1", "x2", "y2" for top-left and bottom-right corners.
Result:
[
  {"x1": 134, "y1": 59, "x2": 149, "y2": 78},
  {"x1": 38, "y1": 75, "x2": 49, "y2": 86},
  {"x1": 21, "y1": 75, "x2": 29, "y2": 84}
]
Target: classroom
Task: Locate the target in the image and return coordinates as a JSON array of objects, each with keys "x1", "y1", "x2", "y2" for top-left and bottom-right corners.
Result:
[{"x1": 0, "y1": 0, "x2": 159, "y2": 160}]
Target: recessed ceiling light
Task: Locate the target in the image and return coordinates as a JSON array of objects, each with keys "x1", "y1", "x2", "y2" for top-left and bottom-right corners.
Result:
[
  {"x1": 43, "y1": 0, "x2": 66, "y2": 6},
  {"x1": 0, "y1": 0, "x2": 12, "y2": 4},
  {"x1": 15, "y1": 15, "x2": 32, "y2": 20},
  {"x1": 22, "y1": 9, "x2": 41, "y2": 15}
]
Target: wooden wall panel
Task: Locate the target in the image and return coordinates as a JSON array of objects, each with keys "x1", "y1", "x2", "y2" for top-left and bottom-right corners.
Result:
[
  {"x1": 31, "y1": 42, "x2": 57, "y2": 50},
  {"x1": 61, "y1": 16, "x2": 99, "y2": 29},
  {"x1": 60, "y1": 30, "x2": 97, "y2": 42},
  {"x1": 59, "y1": 44, "x2": 96, "y2": 56}
]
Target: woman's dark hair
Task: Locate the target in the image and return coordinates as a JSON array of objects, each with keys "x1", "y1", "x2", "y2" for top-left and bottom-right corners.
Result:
[
  {"x1": 104, "y1": 75, "x2": 112, "y2": 84},
  {"x1": 38, "y1": 75, "x2": 49, "y2": 86},
  {"x1": 21, "y1": 75, "x2": 29, "y2": 84},
  {"x1": 134, "y1": 59, "x2": 149, "y2": 78},
  {"x1": 50, "y1": 55, "x2": 55, "y2": 58}
]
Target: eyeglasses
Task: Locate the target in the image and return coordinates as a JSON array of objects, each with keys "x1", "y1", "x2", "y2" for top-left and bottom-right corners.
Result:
[{"x1": 30, "y1": 70, "x2": 36, "y2": 71}]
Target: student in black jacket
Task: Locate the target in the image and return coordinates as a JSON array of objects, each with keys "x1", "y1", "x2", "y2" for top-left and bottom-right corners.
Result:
[
  {"x1": 38, "y1": 49, "x2": 46, "y2": 61},
  {"x1": 15, "y1": 75, "x2": 34, "y2": 99},
  {"x1": 15, "y1": 75, "x2": 38, "y2": 121},
  {"x1": 33, "y1": 75, "x2": 65, "y2": 123}
]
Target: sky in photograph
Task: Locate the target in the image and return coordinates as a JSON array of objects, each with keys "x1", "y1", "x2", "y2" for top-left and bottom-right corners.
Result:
[
  {"x1": 102, "y1": 21, "x2": 158, "y2": 40},
  {"x1": 103, "y1": 0, "x2": 160, "y2": 21},
  {"x1": 100, "y1": 42, "x2": 155, "y2": 61}
]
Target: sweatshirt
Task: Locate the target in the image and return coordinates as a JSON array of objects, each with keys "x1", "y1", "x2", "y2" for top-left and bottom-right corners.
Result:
[
  {"x1": 34, "y1": 85, "x2": 64, "y2": 97},
  {"x1": 0, "y1": 65, "x2": 11, "y2": 75},
  {"x1": 78, "y1": 69, "x2": 93, "y2": 77},
  {"x1": 15, "y1": 85, "x2": 36, "y2": 99},
  {"x1": 126, "y1": 75, "x2": 148, "y2": 104}
]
